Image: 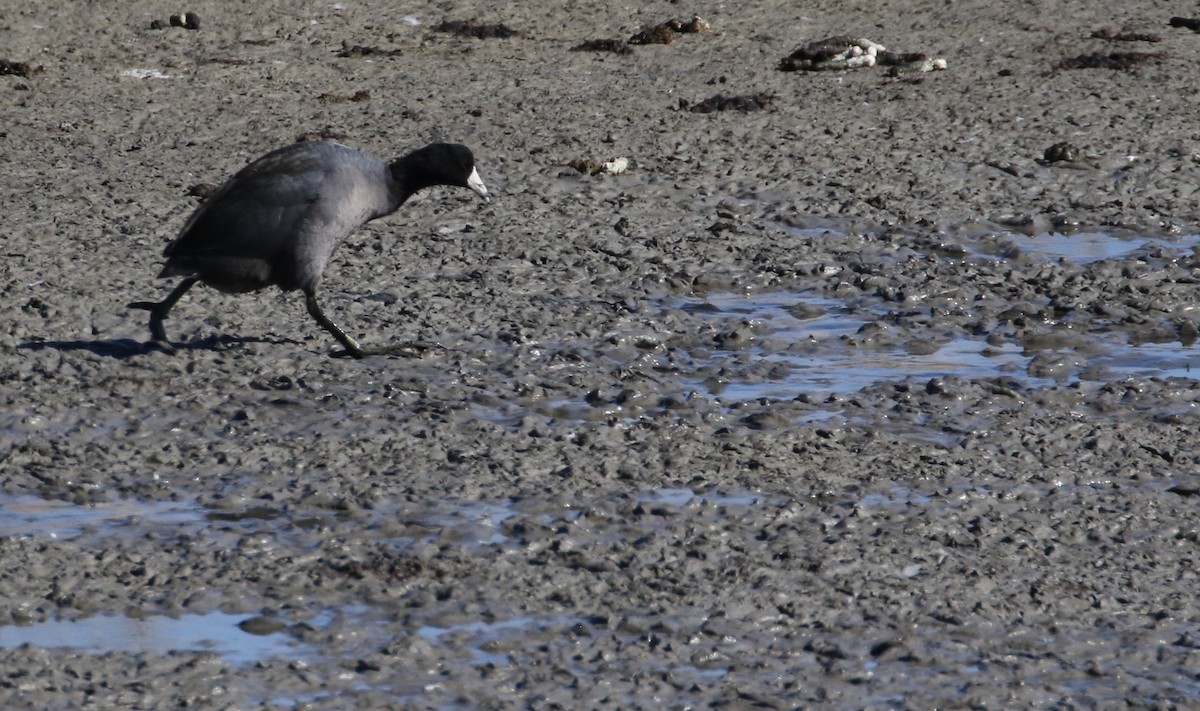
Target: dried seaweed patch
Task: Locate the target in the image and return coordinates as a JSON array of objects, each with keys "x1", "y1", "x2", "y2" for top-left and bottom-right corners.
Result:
[
  {"x1": 786, "y1": 35, "x2": 869, "y2": 65},
  {"x1": 1090, "y1": 28, "x2": 1161, "y2": 42},
  {"x1": 779, "y1": 36, "x2": 945, "y2": 73},
  {"x1": 629, "y1": 15, "x2": 709, "y2": 46},
  {"x1": 571, "y1": 39, "x2": 634, "y2": 55},
  {"x1": 432, "y1": 20, "x2": 519, "y2": 39},
  {"x1": 1057, "y1": 51, "x2": 1165, "y2": 71},
  {"x1": 336, "y1": 44, "x2": 403, "y2": 58},
  {"x1": 318, "y1": 90, "x2": 371, "y2": 104},
  {"x1": 683, "y1": 92, "x2": 775, "y2": 113},
  {"x1": 629, "y1": 24, "x2": 674, "y2": 46},
  {"x1": 0, "y1": 59, "x2": 42, "y2": 78},
  {"x1": 569, "y1": 157, "x2": 629, "y2": 176}
]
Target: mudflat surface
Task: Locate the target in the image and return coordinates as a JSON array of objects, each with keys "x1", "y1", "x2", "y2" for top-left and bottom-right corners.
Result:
[{"x1": 2, "y1": 1, "x2": 1199, "y2": 708}]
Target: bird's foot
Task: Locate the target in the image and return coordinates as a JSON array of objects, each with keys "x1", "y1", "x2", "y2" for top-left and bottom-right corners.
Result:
[
  {"x1": 330, "y1": 347, "x2": 365, "y2": 359},
  {"x1": 329, "y1": 341, "x2": 443, "y2": 359},
  {"x1": 127, "y1": 301, "x2": 171, "y2": 344},
  {"x1": 143, "y1": 339, "x2": 178, "y2": 355}
]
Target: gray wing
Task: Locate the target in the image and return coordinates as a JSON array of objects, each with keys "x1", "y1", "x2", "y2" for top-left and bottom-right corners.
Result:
[
  {"x1": 163, "y1": 143, "x2": 337, "y2": 265},
  {"x1": 160, "y1": 142, "x2": 396, "y2": 292}
]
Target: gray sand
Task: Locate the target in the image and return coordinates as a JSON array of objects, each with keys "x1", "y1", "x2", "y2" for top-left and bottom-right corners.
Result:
[{"x1": 2, "y1": 1, "x2": 1198, "y2": 708}]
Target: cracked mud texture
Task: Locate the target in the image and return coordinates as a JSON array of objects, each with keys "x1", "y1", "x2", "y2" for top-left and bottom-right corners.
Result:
[{"x1": 2, "y1": 0, "x2": 1199, "y2": 708}]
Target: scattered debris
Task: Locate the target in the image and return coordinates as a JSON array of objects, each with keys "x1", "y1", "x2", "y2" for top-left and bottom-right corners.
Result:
[
  {"x1": 672, "y1": 16, "x2": 711, "y2": 34},
  {"x1": 878, "y1": 52, "x2": 947, "y2": 76},
  {"x1": 630, "y1": 24, "x2": 674, "y2": 46},
  {"x1": 120, "y1": 68, "x2": 172, "y2": 79},
  {"x1": 200, "y1": 55, "x2": 254, "y2": 66},
  {"x1": 186, "y1": 183, "x2": 217, "y2": 201},
  {"x1": 151, "y1": 12, "x2": 200, "y2": 30},
  {"x1": 1168, "y1": 17, "x2": 1200, "y2": 32},
  {"x1": 1057, "y1": 51, "x2": 1165, "y2": 71},
  {"x1": 295, "y1": 129, "x2": 350, "y2": 143},
  {"x1": 318, "y1": 89, "x2": 371, "y2": 104},
  {"x1": 707, "y1": 221, "x2": 738, "y2": 235},
  {"x1": 1043, "y1": 142, "x2": 1081, "y2": 163},
  {"x1": 569, "y1": 157, "x2": 629, "y2": 176},
  {"x1": 629, "y1": 15, "x2": 710, "y2": 46},
  {"x1": 1090, "y1": 28, "x2": 1161, "y2": 42},
  {"x1": 335, "y1": 44, "x2": 403, "y2": 58},
  {"x1": 1039, "y1": 142, "x2": 1099, "y2": 168},
  {"x1": 432, "y1": 20, "x2": 519, "y2": 39},
  {"x1": 780, "y1": 36, "x2": 946, "y2": 73},
  {"x1": 984, "y1": 160, "x2": 1021, "y2": 177},
  {"x1": 681, "y1": 92, "x2": 775, "y2": 113},
  {"x1": 780, "y1": 36, "x2": 882, "y2": 71},
  {"x1": 0, "y1": 59, "x2": 41, "y2": 78},
  {"x1": 571, "y1": 39, "x2": 634, "y2": 55}
]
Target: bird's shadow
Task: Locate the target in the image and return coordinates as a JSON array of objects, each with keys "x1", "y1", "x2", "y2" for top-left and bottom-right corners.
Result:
[{"x1": 18, "y1": 335, "x2": 294, "y2": 359}]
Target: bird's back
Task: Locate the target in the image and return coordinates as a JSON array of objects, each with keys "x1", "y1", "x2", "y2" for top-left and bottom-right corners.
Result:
[{"x1": 160, "y1": 141, "x2": 399, "y2": 294}]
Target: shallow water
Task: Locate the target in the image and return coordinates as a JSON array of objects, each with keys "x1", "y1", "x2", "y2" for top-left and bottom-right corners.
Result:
[
  {"x1": 676, "y1": 290, "x2": 1197, "y2": 402},
  {"x1": 635, "y1": 487, "x2": 769, "y2": 507},
  {"x1": 0, "y1": 611, "x2": 314, "y2": 664},
  {"x1": 417, "y1": 614, "x2": 577, "y2": 665},
  {"x1": 980, "y1": 231, "x2": 1200, "y2": 263},
  {"x1": 0, "y1": 495, "x2": 204, "y2": 539},
  {"x1": 8, "y1": 0, "x2": 1200, "y2": 705},
  {"x1": 362, "y1": 487, "x2": 769, "y2": 549}
]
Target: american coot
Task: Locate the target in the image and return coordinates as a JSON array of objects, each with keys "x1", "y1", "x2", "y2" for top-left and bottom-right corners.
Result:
[{"x1": 129, "y1": 140, "x2": 489, "y2": 358}]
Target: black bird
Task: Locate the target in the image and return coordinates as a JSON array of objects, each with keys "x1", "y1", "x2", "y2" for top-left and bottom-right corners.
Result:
[{"x1": 129, "y1": 140, "x2": 489, "y2": 357}]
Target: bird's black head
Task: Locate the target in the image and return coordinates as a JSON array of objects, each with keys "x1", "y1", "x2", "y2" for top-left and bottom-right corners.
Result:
[{"x1": 393, "y1": 143, "x2": 489, "y2": 201}]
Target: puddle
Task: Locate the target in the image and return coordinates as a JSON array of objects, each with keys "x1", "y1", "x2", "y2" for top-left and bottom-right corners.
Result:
[
  {"x1": 408, "y1": 500, "x2": 517, "y2": 546},
  {"x1": 764, "y1": 221, "x2": 848, "y2": 240},
  {"x1": 677, "y1": 292, "x2": 1198, "y2": 401},
  {"x1": 363, "y1": 499, "x2": 520, "y2": 549},
  {"x1": 1084, "y1": 340, "x2": 1196, "y2": 380},
  {"x1": 858, "y1": 485, "x2": 936, "y2": 509},
  {"x1": 417, "y1": 615, "x2": 577, "y2": 666},
  {"x1": 0, "y1": 611, "x2": 318, "y2": 664},
  {"x1": 637, "y1": 487, "x2": 770, "y2": 507},
  {"x1": 679, "y1": 292, "x2": 1042, "y2": 399},
  {"x1": 980, "y1": 231, "x2": 1200, "y2": 264},
  {"x1": 0, "y1": 495, "x2": 205, "y2": 539},
  {"x1": 369, "y1": 489, "x2": 769, "y2": 548},
  {"x1": 680, "y1": 292, "x2": 868, "y2": 344}
]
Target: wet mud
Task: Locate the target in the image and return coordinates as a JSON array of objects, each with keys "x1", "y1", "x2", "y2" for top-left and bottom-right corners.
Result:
[{"x1": 2, "y1": 1, "x2": 1199, "y2": 708}]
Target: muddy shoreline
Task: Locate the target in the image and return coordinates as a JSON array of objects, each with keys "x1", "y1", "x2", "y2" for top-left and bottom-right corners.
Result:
[{"x1": 2, "y1": 1, "x2": 1199, "y2": 708}]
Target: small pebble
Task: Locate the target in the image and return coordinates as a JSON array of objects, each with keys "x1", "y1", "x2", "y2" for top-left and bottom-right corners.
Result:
[{"x1": 238, "y1": 615, "x2": 287, "y2": 635}]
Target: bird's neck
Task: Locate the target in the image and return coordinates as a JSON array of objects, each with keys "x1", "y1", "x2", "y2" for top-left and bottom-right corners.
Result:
[{"x1": 388, "y1": 157, "x2": 437, "y2": 204}]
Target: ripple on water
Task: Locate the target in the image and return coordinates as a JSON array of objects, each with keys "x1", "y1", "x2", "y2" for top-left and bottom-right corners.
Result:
[
  {"x1": 0, "y1": 495, "x2": 205, "y2": 540},
  {"x1": 676, "y1": 291, "x2": 1042, "y2": 399},
  {"x1": 0, "y1": 610, "x2": 323, "y2": 664},
  {"x1": 361, "y1": 487, "x2": 770, "y2": 550},
  {"x1": 417, "y1": 614, "x2": 578, "y2": 665},
  {"x1": 978, "y1": 230, "x2": 1200, "y2": 264},
  {"x1": 675, "y1": 291, "x2": 1198, "y2": 402}
]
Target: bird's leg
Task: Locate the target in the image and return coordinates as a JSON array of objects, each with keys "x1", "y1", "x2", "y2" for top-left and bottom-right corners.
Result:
[
  {"x1": 128, "y1": 276, "x2": 199, "y2": 345},
  {"x1": 305, "y1": 291, "x2": 366, "y2": 358}
]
